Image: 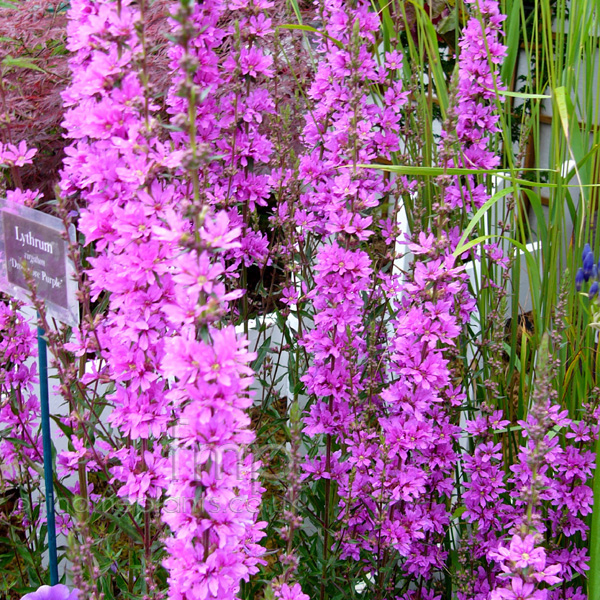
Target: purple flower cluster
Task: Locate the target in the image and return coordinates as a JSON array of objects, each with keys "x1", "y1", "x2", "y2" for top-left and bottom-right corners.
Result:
[
  {"x1": 293, "y1": 1, "x2": 477, "y2": 592},
  {"x1": 165, "y1": 0, "x2": 274, "y2": 269},
  {"x1": 489, "y1": 534, "x2": 562, "y2": 600},
  {"x1": 159, "y1": 1, "x2": 275, "y2": 597},
  {"x1": 59, "y1": 0, "x2": 174, "y2": 526},
  {"x1": 0, "y1": 300, "x2": 42, "y2": 500},
  {"x1": 506, "y1": 400, "x2": 595, "y2": 592},
  {"x1": 60, "y1": 0, "x2": 267, "y2": 596},
  {"x1": 0, "y1": 140, "x2": 37, "y2": 168},
  {"x1": 0, "y1": 142, "x2": 44, "y2": 531},
  {"x1": 441, "y1": 0, "x2": 507, "y2": 211},
  {"x1": 159, "y1": 225, "x2": 268, "y2": 598},
  {"x1": 458, "y1": 392, "x2": 596, "y2": 598},
  {"x1": 463, "y1": 411, "x2": 510, "y2": 532},
  {"x1": 375, "y1": 249, "x2": 472, "y2": 584},
  {"x1": 289, "y1": 0, "x2": 412, "y2": 238}
]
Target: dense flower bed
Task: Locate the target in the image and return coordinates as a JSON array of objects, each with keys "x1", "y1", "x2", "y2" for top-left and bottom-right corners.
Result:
[{"x1": 0, "y1": 0, "x2": 596, "y2": 599}]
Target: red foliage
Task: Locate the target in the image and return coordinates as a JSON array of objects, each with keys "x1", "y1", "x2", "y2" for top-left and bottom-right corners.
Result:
[{"x1": 0, "y1": 0, "x2": 171, "y2": 198}]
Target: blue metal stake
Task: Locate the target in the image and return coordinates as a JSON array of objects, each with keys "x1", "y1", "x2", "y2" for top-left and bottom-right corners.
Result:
[{"x1": 37, "y1": 324, "x2": 59, "y2": 585}]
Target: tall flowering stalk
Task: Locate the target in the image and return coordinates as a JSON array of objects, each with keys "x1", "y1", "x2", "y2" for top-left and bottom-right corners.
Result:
[
  {"x1": 61, "y1": 0, "x2": 175, "y2": 447},
  {"x1": 158, "y1": 210, "x2": 267, "y2": 599},
  {"x1": 0, "y1": 298, "x2": 44, "y2": 556},
  {"x1": 437, "y1": 4, "x2": 595, "y2": 596},
  {"x1": 165, "y1": 0, "x2": 275, "y2": 270},
  {"x1": 439, "y1": 0, "x2": 507, "y2": 214},
  {"x1": 59, "y1": 0, "x2": 181, "y2": 593},
  {"x1": 290, "y1": 1, "x2": 476, "y2": 597},
  {"x1": 293, "y1": 1, "x2": 402, "y2": 591},
  {"x1": 487, "y1": 335, "x2": 594, "y2": 600},
  {"x1": 157, "y1": 1, "x2": 269, "y2": 598}
]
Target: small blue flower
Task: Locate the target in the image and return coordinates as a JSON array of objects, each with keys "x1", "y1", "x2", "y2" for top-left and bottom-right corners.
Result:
[
  {"x1": 583, "y1": 243, "x2": 592, "y2": 261},
  {"x1": 589, "y1": 281, "x2": 599, "y2": 299},
  {"x1": 583, "y1": 251, "x2": 595, "y2": 280},
  {"x1": 576, "y1": 268, "x2": 585, "y2": 291}
]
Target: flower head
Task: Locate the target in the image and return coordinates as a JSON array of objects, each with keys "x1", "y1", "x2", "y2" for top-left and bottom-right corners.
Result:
[{"x1": 21, "y1": 585, "x2": 79, "y2": 600}]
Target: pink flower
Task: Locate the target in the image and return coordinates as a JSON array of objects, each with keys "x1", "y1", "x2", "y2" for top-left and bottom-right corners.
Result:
[
  {"x1": 1, "y1": 140, "x2": 37, "y2": 166},
  {"x1": 21, "y1": 585, "x2": 79, "y2": 600},
  {"x1": 274, "y1": 583, "x2": 310, "y2": 600},
  {"x1": 200, "y1": 211, "x2": 242, "y2": 251},
  {"x1": 491, "y1": 578, "x2": 542, "y2": 600}
]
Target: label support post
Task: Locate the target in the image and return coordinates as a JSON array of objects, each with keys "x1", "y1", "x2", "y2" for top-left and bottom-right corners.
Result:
[{"x1": 37, "y1": 323, "x2": 58, "y2": 585}]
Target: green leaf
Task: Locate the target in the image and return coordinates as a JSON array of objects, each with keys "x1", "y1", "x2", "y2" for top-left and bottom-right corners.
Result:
[
  {"x1": 502, "y1": 341, "x2": 522, "y2": 373},
  {"x1": 251, "y1": 336, "x2": 272, "y2": 372},
  {"x1": 409, "y1": 1, "x2": 449, "y2": 116},
  {"x1": 101, "y1": 512, "x2": 143, "y2": 544},
  {"x1": 452, "y1": 234, "x2": 492, "y2": 257},
  {"x1": 1, "y1": 436, "x2": 33, "y2": 448},
  {"x1": 495, "y1": 89, "x2": 551, "y2": 99},
  {"x1": 452, "y1": 506, "x2": 466, "y2": 519},
  {"x1": 500, "y1": 0, "x2": 521, "y2": 87},
  {"x1": 454, "y1": 186, "x2": 515, "y2": 252},
  {"x1": 554, "y1": 86, "x2": 570, "y2": 140},
  {"x1": 356, "y1": 163, "x2": 559, "y2": 187},
  {"x1": 287, "y1": 0, "x2": 303, "y2": 23},
  {"x1": 264, "y1": 585, "x2": 276, "y2": 600},
  {"x1": 0, "y1": 554, "x2": 14, "y2": 570},
  {"x1": 276, "y1": 24, "x2": 343, "y2": 48},
  {"x1": 14, "y1": 544, "x2": 35, "y2": 567},
  {"x1": 1, "y1": 56, "x2": 45, "y2": 73},
  {"x1": 521, "y1": 188, "x2": 547, "y2": 248}
]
